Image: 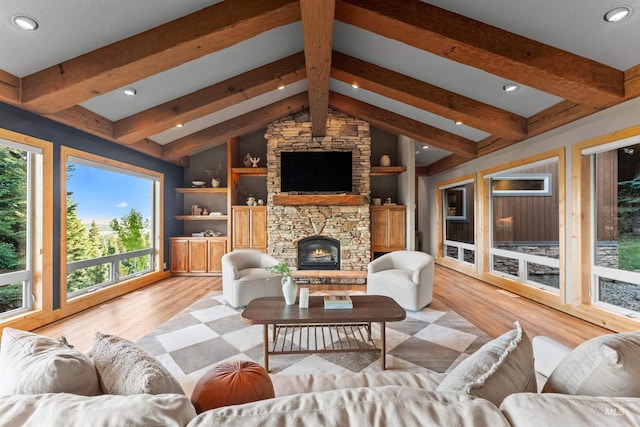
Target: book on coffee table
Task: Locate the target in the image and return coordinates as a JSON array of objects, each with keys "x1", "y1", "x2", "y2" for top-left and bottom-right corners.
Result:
[{"x1": 324, "y1": 294, "x2": 353, "y2": 309}]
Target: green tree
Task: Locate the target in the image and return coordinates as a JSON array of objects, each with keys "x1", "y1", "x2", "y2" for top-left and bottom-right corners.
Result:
[
  {"x1": 0, "y1": 147, "x2": 27, "y2": 272},
  {"x1": 85, "y1": 221, "x2": 109, "y2": 285},
  {"x1": 66, "y1": 196, "x2": 91, "y2": 292},
  {"x1": 110, "y1": 209, "x2": 150, "y2": 276}
]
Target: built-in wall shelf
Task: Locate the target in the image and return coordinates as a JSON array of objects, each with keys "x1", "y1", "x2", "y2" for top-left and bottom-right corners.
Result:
[
  {"x1": 232, "y1": 167, "x2": 267, "y2": 176},
  {"x1": 176, "y1": 187, "x2": 228, "y2": 194},
  {"x1": 370, "y1": 166, "x2": 407, "y2": 176},
  {"x1": 272, "y1": 194, "x2": 366, "y2": 206},
  {"x1": 175, "y1": 215, "x2": 229, "y2": 221}
]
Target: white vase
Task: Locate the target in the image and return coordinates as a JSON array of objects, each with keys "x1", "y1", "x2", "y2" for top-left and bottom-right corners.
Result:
[
  {"x1": 281, "y1": 276, "x2": 298, "y2": 305},
  {"x1": 380, "y1": 154, "x2": 391, "y2": 167},
  {"x1": 211, "y1": 178, "x2": 221, "y2": 188}
]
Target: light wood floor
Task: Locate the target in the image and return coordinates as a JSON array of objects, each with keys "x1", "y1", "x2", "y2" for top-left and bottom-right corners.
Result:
[{"x1": 34, "y1": 265, "x2": 611, "y2": 353}]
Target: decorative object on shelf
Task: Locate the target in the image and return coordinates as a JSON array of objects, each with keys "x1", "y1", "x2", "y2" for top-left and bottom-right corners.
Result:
[
  {"x1": 208, "y1": 211, "x2": 223, "y2": 216},
  {"x1": 257, "y1": 199, "x2": 264, "y2": 206},
  {"x1": 247, "y1": 196, "x2": 256, "y2": 206},
  {"x1": 265, "y1": 260, "x2": 297, "y2": 305},
  {"x1": 191, "y1": 204, "x2": 202, "y2": 215},
  {"x1": 243, "y1": 153, "x2": 253, "y2": 167},
  {"x1": 203, "y1": 230, "x2": 222, "y2": 237},
  {"x1": 202, "y1": 209, "x2": 209, "y2": 215},
  {"x1": 192, "y1": 232, "x2": 205, "y2": 237},
  {"x1": 384, "y1": 197, "x2": 394, "y2": 205},
  {"x1": 380, "y1": 154, "x2": 391, "y2": 167},
  {"x1": 191, "y1": 181, "x2": 206, "y2": 188},
  {"x1": 206, "y1": 163, "x2": 223, "y2": 188},
  {"x1": 372, "y1": 197, "x2": 382, "y2": 206},
  {"x1": 250, "y1": 156, "x2": 260, "y2": 167}
]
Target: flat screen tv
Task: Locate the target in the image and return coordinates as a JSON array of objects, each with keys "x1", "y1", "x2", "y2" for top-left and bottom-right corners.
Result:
[{"x1": 280, "y1": 151, "x2": 352, "y2": 193}]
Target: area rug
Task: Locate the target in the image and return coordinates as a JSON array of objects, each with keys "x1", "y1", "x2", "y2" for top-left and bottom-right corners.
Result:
[{"x1": 136, "y1": 291, "x2": 491, "y2": 394}]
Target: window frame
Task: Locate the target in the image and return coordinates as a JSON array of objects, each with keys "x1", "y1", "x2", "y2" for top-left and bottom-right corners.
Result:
[
  {"x1": 60, "y1": 147, "x2": 164, "y2": 308},
  {"x1": 0, "y1": 129, "x2": 53, "y2": 325}
]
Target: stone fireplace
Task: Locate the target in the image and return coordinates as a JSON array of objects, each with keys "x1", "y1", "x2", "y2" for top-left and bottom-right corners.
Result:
[
  {"x1": 297, "y1": 236, "x2": 340, "y2": 270},
  {"x1": 265, "y1": 109, "x2": 371, "y2": 277}
]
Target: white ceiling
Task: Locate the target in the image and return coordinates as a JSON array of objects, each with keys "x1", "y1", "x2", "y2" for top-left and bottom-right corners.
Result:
[{"x1": 1, "y1": 0, "x2": 639, "y2": 166}]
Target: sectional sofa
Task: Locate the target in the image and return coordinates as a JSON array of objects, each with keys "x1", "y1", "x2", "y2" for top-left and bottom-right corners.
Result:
[{"x1": 1, "y1": 323, "x2": 639, "y2": 426}]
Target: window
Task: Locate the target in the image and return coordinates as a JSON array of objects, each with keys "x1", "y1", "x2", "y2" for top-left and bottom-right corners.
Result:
[
  {"x1": 439, "y1": 178, "x2": 475, "y2": 266},
  {"x1": 62, "y1": 148, "x2": 161, "y2": 300},
  {"x1": 587, "y1": 139, "x2": 640, "y2": 315},
  {"x1": 0, "y1": 133, "x2": 49, "y2": 320},
  {"x1": 486, "y1": 156, "x2": 562, "y2": 293}
]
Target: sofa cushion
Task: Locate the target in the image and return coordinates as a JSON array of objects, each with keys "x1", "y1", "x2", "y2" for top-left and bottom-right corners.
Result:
[
  {"x1": 436, "y1": 321, "x2": 536, "y2": 406},
  {"x1": 542, "y1": 330, "x2": 640, "y2": 396},
  {"x1": 500, "y1": 393, "x2": 640, "y2": 427},
  {"x1": 0, "y1": 393, "x2": 196, "y2": 427},
  {"x1": 271, "y1": 371, "x2": 446, "y2": 397},
  {"x1": 92, "y1": 332, "x2": 184, "y2": 395},
  {"x1": 0, "y1": 327, "x2": 100, "y2": 396},
  {"x1": 187, "y1": 386, "x2": 510, "y2": 427}
]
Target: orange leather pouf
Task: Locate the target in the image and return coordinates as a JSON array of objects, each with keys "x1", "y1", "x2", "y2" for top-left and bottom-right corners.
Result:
[{"x1": 191, "y1": 360, "x2": 275, "y2": 413}]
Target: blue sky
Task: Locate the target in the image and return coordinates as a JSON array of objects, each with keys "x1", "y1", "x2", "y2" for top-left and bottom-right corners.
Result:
[{"x1": 67, "y1": 163, "x2": 152, "y2": 224}]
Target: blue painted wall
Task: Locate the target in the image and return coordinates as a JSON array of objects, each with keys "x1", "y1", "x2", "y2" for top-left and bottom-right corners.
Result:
[{"x1": 0, "y1": 102, "x2": 183, "y2": 309}]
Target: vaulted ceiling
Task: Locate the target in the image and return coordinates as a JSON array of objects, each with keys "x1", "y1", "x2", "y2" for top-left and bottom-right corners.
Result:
[{"x1": 1, "y1": 0, "x2": 639, "y2": 175}]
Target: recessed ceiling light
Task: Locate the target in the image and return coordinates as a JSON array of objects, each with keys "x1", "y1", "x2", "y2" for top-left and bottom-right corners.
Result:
[
  {"x1": 12, "y1": 14, "x2": 39, "y2": 31},
  {"x1": 503, "y1": 83, "x2": 519, "y2": 92},
  {"x1": 278, "y1": 84, "x2": 285, "y2": 90},
  {"x1": 422, "y1": 145, "x2": 429, "y2": 150},
  {"x1": 352, "y1": 83, "x2": 359, "y2": 89},
  {"x1": 175, "y1": 123, "x2": 184, "y2": 128},
  {"x1": 454, "y1": 120, "x2": 463, "y2": 126},
  {"x1": 604, "y1": 6, "x2": 632, "y2": 22},
  {"x1": 123, "y1": 88, "x2": 137, "y2": 96}
]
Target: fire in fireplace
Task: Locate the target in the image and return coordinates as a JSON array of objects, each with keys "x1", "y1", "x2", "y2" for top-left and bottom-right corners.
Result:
[{"x1": 297, "y1": 236, "x2": 340, "y2": 270}]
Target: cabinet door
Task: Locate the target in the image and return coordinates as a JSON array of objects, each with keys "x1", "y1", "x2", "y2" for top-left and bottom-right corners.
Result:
[
  {"x1": 188, "y1": 240, "x2": 208, "y2": 273},
  {"x1": 232, "y1": 208, "x2": 251, "y2": 248},
  {"x1": 370, "y1": 208, "x2": 388, "y2": 249},
  {"x1": 250, "y1": 207, "x2": 267, "y2": 250},
  {"x1": 170, "y1": 238, "x2": 189, "y2": 273},
  {"x1": 207, "y1": 239, "x2": 227, "y2": 273},
  {"x1": 388, "y1": 207, "x2": 406, "y2": 249}
]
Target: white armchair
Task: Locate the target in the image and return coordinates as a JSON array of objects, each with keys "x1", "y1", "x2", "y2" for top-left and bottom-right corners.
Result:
[
  {"x1": 222, "y1": 249, "x2": 283, "y2": 308},
  {"x1": 366, "y1": 250, "x2": 434, "y2": 311}
]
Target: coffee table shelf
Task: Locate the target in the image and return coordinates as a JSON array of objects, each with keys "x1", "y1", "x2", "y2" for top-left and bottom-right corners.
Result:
[{"x1": 271, "y1": 323, "x2": 377, "y2": 355}]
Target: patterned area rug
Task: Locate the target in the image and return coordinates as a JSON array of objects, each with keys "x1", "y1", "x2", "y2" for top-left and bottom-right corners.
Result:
[{"x1": 137, "y1": 291, "x2": 490, "y2": 395}]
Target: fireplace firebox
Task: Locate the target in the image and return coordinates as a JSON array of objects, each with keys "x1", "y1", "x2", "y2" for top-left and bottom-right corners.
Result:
[{"x1": 297, "y1": 236, "x2": 340, "y2": 270}]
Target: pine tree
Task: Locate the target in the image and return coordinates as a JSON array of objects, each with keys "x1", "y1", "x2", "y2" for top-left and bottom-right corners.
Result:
[
  {"x1": 0, "y1": 147, "x2": 27, "y2": 272},
  {"x1": 110, "y1": 209, "x2": 151, "y2": 276}
]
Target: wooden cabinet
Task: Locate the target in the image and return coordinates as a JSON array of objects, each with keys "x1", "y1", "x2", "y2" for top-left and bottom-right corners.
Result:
[
  {"x1": 232, "y1": 206, "x2": 267, "y2": 251},
  {"x1": 371, "y1": 205, "x2": 406, "y2": 254},
  {"x1": 170, "y1": 237, "x2": 228, "y2": 276}
]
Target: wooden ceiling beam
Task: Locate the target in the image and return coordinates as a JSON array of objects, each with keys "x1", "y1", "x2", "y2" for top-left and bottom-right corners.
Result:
[
  {"x1": 20, "y1": 0, "x2": 301, "y2": 114},
  {"x1": 114, "y1": 52, "x2": 307, "y2": 145},
  {"x1": 162, "y1": 92, "x2": 309, "y2": 161},
  {"x1": 331, "y1": 51, "x2": 527, "y2": 139},
  {"x1": 300, "y1": 0, "x2": 335, "y2": 136},
  {"x1": 329, "y1": 92, "x2": 477, "y2": 159},
  {"x1": 625, "y1": 64, "x2": 640, "y2": 99},
  {"x1": 0, "y1": 70, "x2": 19, "y2": 104},
  {"x1": 423, "y1": 154, "x2": 469, "y2": 176},
  {"x1": 336, "y1": 0, "x2": 624, "y2": 107}
]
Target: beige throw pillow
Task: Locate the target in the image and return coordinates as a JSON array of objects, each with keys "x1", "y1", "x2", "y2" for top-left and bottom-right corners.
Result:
[
  {"x1": 92, "y1": 332, "x2": 184, "y2": 395},
  {"x1": 436, "y1": 321, "x2": 536, "y2": 406},
  {"x1": 542, "y1": 331, "x2": 640, "y2": 396},
  {"x1": 0, "y1": 327, "x2": 101, "y2": 395}
]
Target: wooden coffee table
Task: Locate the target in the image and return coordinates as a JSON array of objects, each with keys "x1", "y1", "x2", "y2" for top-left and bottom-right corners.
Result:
[{"x1": 241, "y1": 295, "x2": 406, "y2": 372}]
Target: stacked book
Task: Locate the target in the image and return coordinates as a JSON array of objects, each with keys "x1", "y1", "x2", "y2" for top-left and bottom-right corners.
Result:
[{"x1": 324, "y1": 294, "x2": 353, "y2": 310}]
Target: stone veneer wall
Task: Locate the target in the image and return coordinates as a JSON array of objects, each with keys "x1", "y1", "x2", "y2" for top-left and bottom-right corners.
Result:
[{"x1": 265, "y1": 109, "x2": 371, "y2": 273}]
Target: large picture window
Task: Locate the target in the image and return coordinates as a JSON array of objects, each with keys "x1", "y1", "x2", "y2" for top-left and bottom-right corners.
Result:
[
  {"x1": 439, "y1": 178, "x2": 475, "y2": 267},
  {"x1": 0, "y1": 133, "x2": 50, "y2": 320},
  {"x1": 587, "y1": 139, "x2": 640, "y2": 315},
  {"x1": 486, "y1": 155, "x2": 563, "y2": 294},
  {"x1": 62, "y1": 149, "x2": 161, "y2": 299}
]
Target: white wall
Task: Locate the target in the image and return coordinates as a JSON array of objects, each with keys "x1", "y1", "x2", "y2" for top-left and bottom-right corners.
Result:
[
  {"x1": 398, "y1": 135, "x2": 416, "y2": 250},
  {"x1": 418, "y1": 96, "x2": 640, "y2": 302}
]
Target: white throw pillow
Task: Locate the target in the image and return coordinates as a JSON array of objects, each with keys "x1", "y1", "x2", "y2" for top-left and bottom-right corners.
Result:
[
  {"x1": 0, "y1": 327, "x2": 101, "y2": 395},
  {"x1": 542, "y1": 330, "x2": 640, "y2": 396},
  {"x1": 436, "y1": 321, "x2": 536, "y2": 406},
  {"x1": 92, "y1": 332, "x2": 184, "y2": 395}
]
